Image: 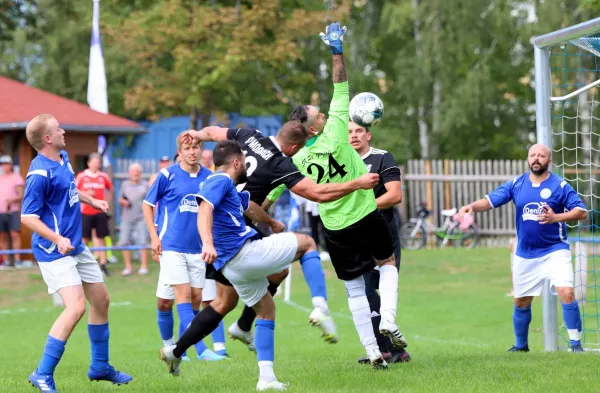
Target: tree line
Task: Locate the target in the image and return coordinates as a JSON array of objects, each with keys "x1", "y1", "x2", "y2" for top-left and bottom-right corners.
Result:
[{"x1": 1, "y1": 0, "x2": 599, "y2": 163}]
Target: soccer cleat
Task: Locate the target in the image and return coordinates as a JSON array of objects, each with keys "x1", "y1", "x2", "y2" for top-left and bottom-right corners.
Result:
[
  {"x1": 570, "y1": 343, "x2": 585, "y2": 352},
  {"x1": 308, "y1": 307, "x2": 338, "y2": 344},
  {"x1": 197, "y1": 349, "x2": 227, "y2": 361},
  {"x1": 256, "y1": 379, "x2": 288, "y2": 391},
  {"x1": 215, "y1": 349, "x2": 230, "y2": 357},
  {"x1": 159, "y1": 345, "x2": 182, "y2": 376},
  {"x1": 87, "y1": 365, "x2": 132, "y2": 385},
  {"x1": 387, "y1": 348, "x2": 411, "y2": 363},
  {"x1": 228, "y1": 322, "x2": 256, "y2": 352},
  {"x1": 379, "y1": 320, "x2": 408, "y2": 350},
  {"x1": 358, "y1": 352, "x2": 389, "y2": 364},
  {"x1": 181, "y1": 355, "x2": 191, "y2": 362},
  {"x1": 29, "y1": 370, "x2": 58, "y2": 393},
  {"x1": 507, "y1": 345, "x2": 530, "y2": 352},
  {"x1": 366, "y1": 345, "x2": 388, "y2": 370}
]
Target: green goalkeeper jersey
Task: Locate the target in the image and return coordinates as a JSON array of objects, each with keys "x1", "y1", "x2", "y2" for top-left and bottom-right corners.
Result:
[{"x1": 269, "y1": 81, "x2": 377, "y2": 230}]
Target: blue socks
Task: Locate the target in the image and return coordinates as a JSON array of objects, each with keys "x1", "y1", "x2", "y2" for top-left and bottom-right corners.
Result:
[
  {"x1": 300, "y1": 250, "x2": 327, "y2": 299},
  {"x1": 562, "y1": 300, "x2": 582, "y2": 346},
  {"x1": 513, "y1": 305, "x2": 531, "y2": 349},
  {"x1": 88, "y1": 323, "x2": 110, "y2": 373},
  {"x1": 37, "y1": 335, "x2": 66, "y2": 375},
  {"x1": 157, "y1": 309, "x2": 174, "y2": 342},
  {"x1": 255, "y1": 319, "x2": 275, "y2": 362}
]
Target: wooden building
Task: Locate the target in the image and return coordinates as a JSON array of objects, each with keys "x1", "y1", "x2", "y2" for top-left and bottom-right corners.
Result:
[{"x1": 0, "y1": 76, "x2": 146, "y2": 258}]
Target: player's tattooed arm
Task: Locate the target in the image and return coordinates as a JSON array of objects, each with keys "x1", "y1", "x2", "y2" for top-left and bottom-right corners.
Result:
[{"x1": 332, "y1": 54, "x2": 347, "y2": 84}]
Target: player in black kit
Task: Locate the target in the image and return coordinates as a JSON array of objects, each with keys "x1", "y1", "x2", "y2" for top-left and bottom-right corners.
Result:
[
  {"x1": 162, "y1": 121, "x2": 379, "y2": 359},
  {"x1": 348, "y1": 120, "x2": 411, "y2": 364}
]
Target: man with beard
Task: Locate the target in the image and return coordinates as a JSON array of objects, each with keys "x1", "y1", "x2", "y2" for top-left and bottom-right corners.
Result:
[
  {"x1": 459, "y1": 144, "x2": 587, "y2": 352},
  {"x1": 160, "y1": 141, "x2": 339, "y2": 390}
]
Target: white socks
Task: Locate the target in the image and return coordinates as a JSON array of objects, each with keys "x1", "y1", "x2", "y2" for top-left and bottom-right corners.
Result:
[
  {"x1": 258, "y1": 360, "x2": 276, "y2": 382},
  {"x1": 312, "y1": 296, "x2": 329, "y2": 313},
  {"x1": 345, "y1": 276, "x2": 376, "y2": 349},
  {"x1": 378, "y1": 265, "x2": 398, "y2": 323},
  {"x1": 348, "y1": 296, "x2": 377, "y2": 348}
]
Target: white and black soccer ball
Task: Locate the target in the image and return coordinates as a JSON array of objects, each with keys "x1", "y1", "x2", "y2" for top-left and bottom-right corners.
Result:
[{"x1": 349, "y1": 92, "x2": 384, "y2": 128}]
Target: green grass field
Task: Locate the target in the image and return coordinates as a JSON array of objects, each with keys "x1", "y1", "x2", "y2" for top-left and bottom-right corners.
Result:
[{"x1": 1, "y1": 248, "x2": 598, "y2": 393}]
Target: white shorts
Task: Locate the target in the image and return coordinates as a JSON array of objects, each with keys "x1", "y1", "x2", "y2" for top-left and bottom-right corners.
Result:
[
  {"x1": 155, "y1": 251, "x2": 206, "y2": 299},
  {"x1": 202, "y1": 279, "x2": 217, "y2": 302},
  {"x1": 38, "y1": 248, "x2": 104, "y2": 294},
  {"x1": 156, "y1": 270, "x2": 175, "y2": 300},
  {"x1": 222, "y1": 233, "x2": 298, "y2": 307},
  {"x1": 513, "y1": 249, "x2": 573, "y2": 298}
]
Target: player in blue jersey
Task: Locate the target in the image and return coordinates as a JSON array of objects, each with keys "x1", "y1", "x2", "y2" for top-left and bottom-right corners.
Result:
[
  {"x1": 21, "y1": 114, "x2": 132, "y2": 393},
  {"x1": 459, "y1": 144, "x2": 587, "y2": 352},
  {"x1": 160, "y1": 140, "x2": 356, "y2": 390},
  {"x1": 142, "y1": 132, "x2": 226, "y2": 362}
]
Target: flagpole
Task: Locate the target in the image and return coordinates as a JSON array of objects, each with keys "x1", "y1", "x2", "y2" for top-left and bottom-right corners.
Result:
[{"x1": 87, "y1": 0, "x2": 108, "y2": 114}]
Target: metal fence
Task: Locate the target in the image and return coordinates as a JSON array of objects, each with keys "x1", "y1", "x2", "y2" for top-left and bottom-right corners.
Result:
[{"x1": 402, "y1": 159, "x2": 528, "y2": 238}]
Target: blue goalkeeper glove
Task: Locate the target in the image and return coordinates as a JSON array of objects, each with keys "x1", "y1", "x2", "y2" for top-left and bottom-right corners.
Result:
[{"x1": 319, "y1": 22, "x2": 347, "y2": 55}]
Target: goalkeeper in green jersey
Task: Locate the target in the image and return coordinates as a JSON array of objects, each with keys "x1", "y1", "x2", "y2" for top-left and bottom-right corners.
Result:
[{"x1": 266, "y1": 22, "x2": 408, "y2": 369}]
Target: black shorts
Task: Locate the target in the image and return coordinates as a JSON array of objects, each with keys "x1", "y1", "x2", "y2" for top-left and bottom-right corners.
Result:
[
  {"x1": 82, "y1": 213, "x2": 110, "y2": 239},
  {"x1": 0, "y1": 212, "x2": 20, "y2": 233},
  {"x1": 205, "y1": 264, "x2": 233, "y2": 286},
  {"x1": 323, "y1": 210, "x2": 394, "y2": 281}
]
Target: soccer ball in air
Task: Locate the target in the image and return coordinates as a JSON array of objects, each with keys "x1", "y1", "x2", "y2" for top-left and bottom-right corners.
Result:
[{"x1": 349, "y1": 92, "x2": 384, "y2": 128}]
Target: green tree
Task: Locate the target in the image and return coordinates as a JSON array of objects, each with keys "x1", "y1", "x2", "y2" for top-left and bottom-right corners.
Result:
[{"x1": 109, "y1": 0, "x2": 349, "y2": 128}]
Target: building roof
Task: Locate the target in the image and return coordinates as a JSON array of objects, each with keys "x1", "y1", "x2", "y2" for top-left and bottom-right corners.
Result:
[{"x1": 0, "y1": 76, "x2": 146, "y2": 134}]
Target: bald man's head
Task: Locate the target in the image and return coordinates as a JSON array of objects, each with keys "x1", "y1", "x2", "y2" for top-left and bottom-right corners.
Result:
[{"x1": 528, "y1": 143, "x2": 551, "y2": 176}]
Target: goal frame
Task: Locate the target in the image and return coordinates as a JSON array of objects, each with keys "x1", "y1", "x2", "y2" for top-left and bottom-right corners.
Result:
[{"x1": 532, "y1": 17, "x2": 600, "y2": 352}]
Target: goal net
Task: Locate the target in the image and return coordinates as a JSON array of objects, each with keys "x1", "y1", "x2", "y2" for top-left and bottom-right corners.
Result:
[{"x1": 535, "y1": 20, "x2": 600, "y2": 351}]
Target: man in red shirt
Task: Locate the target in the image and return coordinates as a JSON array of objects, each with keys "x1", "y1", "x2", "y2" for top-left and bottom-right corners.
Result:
[{"x1": 75, "y1": 153, "x2": 113, "y2": 276}]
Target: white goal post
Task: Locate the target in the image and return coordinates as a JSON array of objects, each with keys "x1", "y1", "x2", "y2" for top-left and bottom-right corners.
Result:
[{"x1": 532, "y1": 17, "x2": 600, "y2": 352}]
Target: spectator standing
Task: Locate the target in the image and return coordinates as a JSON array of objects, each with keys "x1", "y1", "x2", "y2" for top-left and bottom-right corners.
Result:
[
  {"x1": 0, "y1": 155, "x2": 25, "y2": 267},
  {"x1": 149, "y1": 156, "x2": 172, "y2": 187},
  {"x1": 118, "y1": 163, "x2": 149, "y2": 276},
  {"x1": 200, "y1": 149, "x2": 214, "y2": 172},
  {"x1": 75, "y1": 153, "x2": 113, "y2": 276}
]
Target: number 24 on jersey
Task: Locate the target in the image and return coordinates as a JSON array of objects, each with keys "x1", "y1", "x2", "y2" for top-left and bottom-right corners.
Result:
[{"x1": 307, "y1": 155, "x2": 347, "y2": 184}]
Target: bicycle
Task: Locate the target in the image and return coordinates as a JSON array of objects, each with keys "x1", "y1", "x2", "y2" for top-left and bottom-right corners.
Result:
[{"x1": 399, "y1": 202, "x2": 481, "y2": 250}]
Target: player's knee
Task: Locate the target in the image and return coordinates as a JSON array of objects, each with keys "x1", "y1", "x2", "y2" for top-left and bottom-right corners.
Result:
[
  {"x1": 514, "y1": 296, "x2": 533, "y2": 308},
  {"x1": 201, "y1": 300, "x2": 212, "y2": 308},
  {"x1": 267, "y1": 269, "x2": 288, "y2": 284},
  {"x1": 191, "y1": 288, "x2": 202, "y2": 309},
  {"x1": 557, "y1": 287, "x2": 575, "y2": 303},
  {"x1": 93, "y1": 290, "x2": 110, "y2": 312},
  {"x1": 157, "y1": 298, "x2": 174, "y2": 311},
  {"x1": 212, "y1": 293, "x2": 238, "y2": 315},
  {"x1": 296, "y1": 234, "x2": 317, "y2": 255},
  {"x1": 344, "y1": 275, "x2": 366, "y2": 298},
  {"x1": 67, "y1": 298, "x2": 87, "y2": 321},
  {"x1": 376, "y1": 254, "x2": 395, "y2": 267}
]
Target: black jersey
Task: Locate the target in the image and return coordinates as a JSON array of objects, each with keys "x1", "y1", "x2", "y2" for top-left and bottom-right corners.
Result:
[
  {"x1": 227, "y1": 128, "x2": 305, "y2": 204},
  {"x1": 362, "y1": 147, "x2": 401, "y2": 226}
]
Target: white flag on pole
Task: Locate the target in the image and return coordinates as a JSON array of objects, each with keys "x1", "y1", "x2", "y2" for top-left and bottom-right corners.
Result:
[{"x1": 87, "y1": 0, "x2": 108, "y2": 114}]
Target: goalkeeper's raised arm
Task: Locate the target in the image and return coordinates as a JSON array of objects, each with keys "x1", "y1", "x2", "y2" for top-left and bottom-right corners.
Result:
[{"x1": 288, "y1": 22, "x2": 349, "y2": 142}]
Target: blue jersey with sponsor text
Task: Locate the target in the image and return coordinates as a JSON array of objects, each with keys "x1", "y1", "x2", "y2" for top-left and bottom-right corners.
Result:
[
  {"x1": 195, "y1": 172, "x2": 259, "y2": 270},
  {"x1": 486, "y1": 172, "x2": 586, "y2": 259},
  {"x1": 21, "y1": 151, "x2": 85, "y2": 262},
  {"x1": 144, "y1": 163, "x2": 212, "y2": 253}
]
